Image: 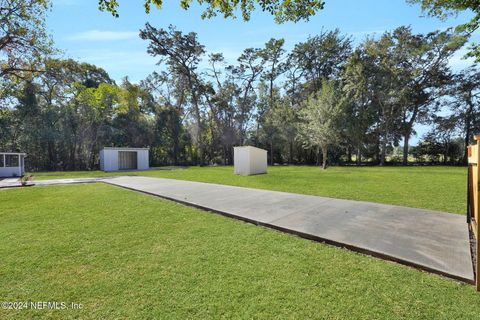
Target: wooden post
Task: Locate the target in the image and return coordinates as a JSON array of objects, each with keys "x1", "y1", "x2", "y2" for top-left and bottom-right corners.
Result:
[
  {"x1": 468, "y1": 135, "x2": 480, "y2": 290},
  {"x1": 476, "y1": 135, "x2": 480, "y2": 292}
]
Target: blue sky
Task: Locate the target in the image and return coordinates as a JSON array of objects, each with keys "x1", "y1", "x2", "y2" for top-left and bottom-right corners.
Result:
[
  {"x1": 49, "y1": 0, "x2": 477, "y2": 82},
  {"x1": 47, "y1": 0, "x2": 478, "y2": 143}
]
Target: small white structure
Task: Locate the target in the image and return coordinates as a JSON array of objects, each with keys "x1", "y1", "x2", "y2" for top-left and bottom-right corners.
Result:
[
  {"x1": 234, "y1": 146, "x2": 267, "y2": 176},
  {"x1": 100, "y1": 147, "x2": 149, "y2": 172},
  {"x1": 0, "y1": 152, "x2": 27, "y2": 177}
]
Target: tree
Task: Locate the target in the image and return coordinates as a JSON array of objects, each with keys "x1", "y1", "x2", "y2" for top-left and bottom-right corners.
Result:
[
  {"x1": 343, "y1": 36, "x2": 403, "y2": 166},
  {"x1": 386, "y1": 26, "x2": 465, "y2": 164},
  {"x1": 257, "y1": 81, "x2": 283, "y2": 165},
  {"x1": 37, "y1": 59, "x2": 114, "y2": 170},
  {"x1": 5, "y1": 58, "x2": 122, "y2": 171},
  {"x1": 0, "y1": 0, "x2": 52, "y2": 78},
  {"x1": 98, "y1": 0, "x2": 325, "y2": 22},
  {"x1": 74, "y1": 82, "x2": 125, "y2": 169},
  {"x1": 260, "y1": 38, "x2": 286, "y2": 111},
  {"x1": 140, "y1": 23, "x2": 207, "y2": 164},
  {"x1": 229, "y1": 47, "x2": 264, "y2": 144},
  {"x1": 141, "y1": 71, "x2": 188, "y2": 165},
  {"x1": 288, "y1": 29, "x2": 352, "y2": 94},
  {"x1": 448, "y1": 65, "x2": 480, "y2": 163},
  {"x1": 425, "y1": 115, "x2": 461, "y2": 164},
  {"x1": 342, "y1": 49, "x2": 377, "y2": 165},
  {"x1": 204, "y1": 53, "x2": 241, "y2": 164},
  {"x1": 111, "y1": 78, "x2": 154, "y2": 148},
  {"x1": 409, "y1": 0, "x2": 480, "y2": 60},
  {"x1": 297, "y1": 80, "x2": 345, "y2": 169}
]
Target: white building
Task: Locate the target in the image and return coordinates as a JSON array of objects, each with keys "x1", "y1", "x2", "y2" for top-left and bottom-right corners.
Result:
[
  {"x1": 100, "y1": 147, "x2": 149, "y2": 172},
  {"x1": 234, "y1": 146, "x2": 267, "y2": 176},
  {"x1": 0, "y1": 152, "x2": 27, "y2": 177}
]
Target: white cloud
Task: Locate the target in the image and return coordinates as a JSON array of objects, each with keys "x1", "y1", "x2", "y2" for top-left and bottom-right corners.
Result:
[
  {"x1": 65, "y1": 49, "x2": 159, "y2": 83},
  {"x1": 449, "y1": 48, "x2": 476, "y2": 71},
  {"x1": 67, "y1": 30, "x2": 138, "y2": 42}
]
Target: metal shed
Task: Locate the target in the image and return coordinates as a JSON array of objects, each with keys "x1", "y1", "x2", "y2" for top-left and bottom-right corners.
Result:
[
  {"x1": 0, "y1": 152, "x2": 27, "y2": 177},
  {"x1": 234, "y1": 146, "x2": 267, "y2": 175},
  {"x1": 100, "y1": 147, "x2": 149, "y2": 172}
]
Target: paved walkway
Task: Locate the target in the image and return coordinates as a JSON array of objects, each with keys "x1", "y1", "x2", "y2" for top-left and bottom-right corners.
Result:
[
  {"x1": 0, "y1": 177, "x2": 104, "y2": 188},
  {"x1": 0, "y1": 178, "x2": 23, "y2": 188},
  {"x1": 35, "y1": 177, "x2": 105, "y2": 186},
  {"x1": 105, "y1": 176, "x2": 474, "y2": 283}
]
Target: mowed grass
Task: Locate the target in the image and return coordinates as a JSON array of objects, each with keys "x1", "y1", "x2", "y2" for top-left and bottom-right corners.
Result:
[
  {"x1": 31, "y1": 166, "x2": 467, "y2": 214},
  {"x1": 0, "y1": 183, "x2": 479, "y2": 319}
]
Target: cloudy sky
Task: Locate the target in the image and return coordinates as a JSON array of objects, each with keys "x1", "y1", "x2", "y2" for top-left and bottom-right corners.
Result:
[{"x1": 49, "y1": 0, "x2": 477, "y2": 83}]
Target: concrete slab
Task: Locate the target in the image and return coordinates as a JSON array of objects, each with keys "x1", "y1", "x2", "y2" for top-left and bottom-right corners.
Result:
[
  {"x1": 104, "y1": 176, "x2": 474, "y2": 283},
  {"x1": 34, "y1": 178, "x2": 105, "y2": 186},
  {"x1": 0, "y1": 178, "x2": 24, "y2": 188},
  {"x1": 0, "y1": 177, "x2": 106, "y2": 189}
]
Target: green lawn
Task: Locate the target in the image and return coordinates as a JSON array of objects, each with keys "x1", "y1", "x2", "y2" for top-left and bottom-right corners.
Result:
[
  {"x1": 0, "y1": 184, "x2": 478, "y2": 319},
  {"x1": 31, "y1": 166, "x2": 467, "y2": 214}
]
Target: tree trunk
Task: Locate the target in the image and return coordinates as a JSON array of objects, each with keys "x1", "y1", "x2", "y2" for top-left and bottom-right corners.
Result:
[
  {"x1": 187, "y1": 74, "x2": 203, "y2": 166},
  {"x1": 321, "y1": 145, "x2": 328, "y2": 170},
  {"x1": 70, "y1": 140, "x2": 77, "y2": 171},
  {"x1": 443, "y1": 142, "x2": 448, "y2": 165},
  {"x1": 380, "y1": 139, "x2": 386, "y2": 166},
  {"x1": 173, "y1": 136, "x2": 179, "y2": 166},
  {"x1": 289, "y1": 140, "x2": 293, "y2": 164},
  {"x1": 47, "y1": 140, "x2": 56, "y2": 171},
  {"x1": 356, "y1": 146, "x2": 362, "y2": 166},
  {"x1": 374, "y1": 140, "x2": 380, "y2": 165},
  {"x1": 270, "y1": 141, "x2": 274, "y2": 166},
  {"x1": 316, "y1": 147, "x2": 321, "y2": 166},
  {"x1": 402, "y1": 132, "x2": 410, "y2": 166}
]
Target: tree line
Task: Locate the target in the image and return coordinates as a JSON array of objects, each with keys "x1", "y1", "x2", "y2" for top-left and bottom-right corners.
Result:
[{"x1": 1, "y1": 1, "x2": 479, "y2": 171}]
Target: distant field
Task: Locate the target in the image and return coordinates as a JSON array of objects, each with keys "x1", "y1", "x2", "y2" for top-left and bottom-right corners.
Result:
[
  {"x1": 30, "y1": 166, "x2": 467, "y2": 214},
  {"x1": 0, "y1": 184, "x2": 478, "y2": 319}
]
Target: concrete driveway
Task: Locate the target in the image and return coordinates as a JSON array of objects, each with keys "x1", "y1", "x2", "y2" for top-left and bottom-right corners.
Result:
[{"x1": 104, "y1": 176, "x2": 474, "y2": 283}]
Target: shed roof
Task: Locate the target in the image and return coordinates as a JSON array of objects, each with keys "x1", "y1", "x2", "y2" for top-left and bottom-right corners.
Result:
[
  {"x1": 102, "y1": 147, "x2": 149, "y2": 151},
  {"x1": 233, "y1": 146, "x2": 266, "y2": 152},
  {"x1": 0, "y1": 152, "x2": 27, "y2": 156}
]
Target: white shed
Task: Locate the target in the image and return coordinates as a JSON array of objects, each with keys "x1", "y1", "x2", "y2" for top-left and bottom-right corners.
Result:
[
  {"x1": 234, "y1": 146, "x2": 267, "y2": 176},
  {"x1": 100, "y1": 147, "x2": 149, "y2": 172},
  {"x1": 0, "y1": 152, "x2": 27, "y2": 177}
]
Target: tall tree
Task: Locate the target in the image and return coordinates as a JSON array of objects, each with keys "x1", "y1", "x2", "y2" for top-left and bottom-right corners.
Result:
[
  {"x1": 260, "y1": 38, "x2": 286, "y2": 111},
  {"x1": 297, "y1": 80, "x2": 345, "y2": 169},
  {"x1": 342, "y1": 49, "x2": 377, "y2": 165},
  {"x1": 141, "y1": 71, "x2": 188, "y2": 165},
  {"x1": 257, "y1": 81, "x2": 283, "y2": 165},
  {"x1": 448, "y1": 65, "x2": 480, "y2": 163},
  {"x1": 387, "y1": 26, "x2": 465, "y2": 164},
  {"x1": 229, "y1": 47, "x2": 264, "y2": 144},
  {"x1": 140, "y1": 23, "x2": 207, "y2": 164},
  {"x1": 343, "y1": 38, "x2": 402, "y2": 166},
  {"x1": 204, "y1": 53, "x2": 241, "y2": 164}
]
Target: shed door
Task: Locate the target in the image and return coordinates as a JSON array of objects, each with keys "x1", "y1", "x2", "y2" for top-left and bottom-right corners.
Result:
[{"x1": 118, "y1": 151, "x2": 137, "y2": 170}]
